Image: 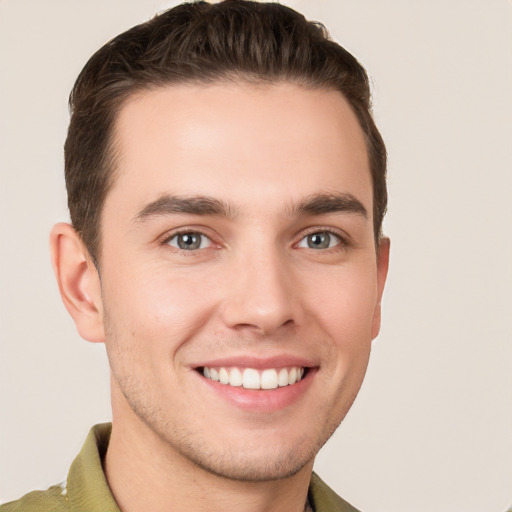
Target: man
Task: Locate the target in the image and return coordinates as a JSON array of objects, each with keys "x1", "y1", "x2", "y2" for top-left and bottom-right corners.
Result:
[{"x1": 1, "y1": 1, "x2": 389, "y2": 511}]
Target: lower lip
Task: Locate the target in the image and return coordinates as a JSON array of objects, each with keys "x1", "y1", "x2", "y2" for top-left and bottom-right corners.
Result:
[{"x1": 197, "y1": 369, "x2": 316, "y2": 413}]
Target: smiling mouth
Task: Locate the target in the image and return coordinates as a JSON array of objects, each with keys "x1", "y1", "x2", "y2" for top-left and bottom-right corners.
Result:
[{"x1": 199, "y1": 366, "x2": 307, "y2": 390}]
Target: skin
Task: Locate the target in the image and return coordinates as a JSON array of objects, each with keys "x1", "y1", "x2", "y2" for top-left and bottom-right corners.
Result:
[{"x1": 51, "y1": 82, "x2": 389, "y2": 512}]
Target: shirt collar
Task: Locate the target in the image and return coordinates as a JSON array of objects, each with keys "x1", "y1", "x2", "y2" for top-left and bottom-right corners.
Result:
[{"x1": 66, "y1": 423, "x2": 120, "y2": 512}]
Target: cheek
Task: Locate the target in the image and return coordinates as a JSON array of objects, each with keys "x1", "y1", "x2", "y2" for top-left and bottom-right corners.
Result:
[
  {"x1": 102, "y1": 265, "x2": 219, "y2": 356},
  {"x1": 303, "y1": 265, "x2": 377, "y2": 424},
  {"x1": 302, "y1": 263, "x2": 378, "y2": 350}
]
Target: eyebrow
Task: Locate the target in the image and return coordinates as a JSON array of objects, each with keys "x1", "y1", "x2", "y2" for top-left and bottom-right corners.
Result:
[
  {"x1": 134, "y1": 192, "x2": 367, "y2": 223},
  {"x1": 293, "y1": 192, "x2": 368, "y2": 218},
  {"x1": 134, "y1": 195, "x2": 238, "y2": 222}
]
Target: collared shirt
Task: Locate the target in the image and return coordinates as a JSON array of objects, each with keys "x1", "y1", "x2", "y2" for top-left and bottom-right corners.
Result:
[{"x1": 0, "y1": 423, "x2": 361, "y2": 512}]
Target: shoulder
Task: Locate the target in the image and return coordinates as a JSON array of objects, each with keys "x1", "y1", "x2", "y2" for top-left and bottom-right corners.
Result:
[
  {"x1": 0, "y1": 484, "x2": 68, "y2": 512},
  {"x1": 309, "y1": 473, "x2": 362, "y2": 512}
]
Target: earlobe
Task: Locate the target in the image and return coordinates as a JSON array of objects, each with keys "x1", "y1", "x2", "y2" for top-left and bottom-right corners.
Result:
[
  {"x1": 50, "y1": 223, "x2": 105, "y2": 343},
  {"x1": 371, "y1": 237, "x2": 390, "y2": 340}
]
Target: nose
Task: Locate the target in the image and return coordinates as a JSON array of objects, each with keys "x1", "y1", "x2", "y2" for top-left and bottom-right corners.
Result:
[{"x1": 219, "y1": 248, "x2": 299, "y2": 336}]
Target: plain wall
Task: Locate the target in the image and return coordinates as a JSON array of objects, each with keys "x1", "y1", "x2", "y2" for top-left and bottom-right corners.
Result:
[{"x1": 0, "y1": 1, "x2": 511, "y2": 511}]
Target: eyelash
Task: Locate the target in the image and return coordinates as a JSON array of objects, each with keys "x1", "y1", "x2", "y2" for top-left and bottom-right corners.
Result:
[
  {"x1": 295, "y1": 227, "x2": 349, "y2": 251},
  {"x1": 160, "y1": 227, "x2": 349, "y2": 253},
  {"x1": 161, "y1": 229, "x2": 216, "y2": 253}
]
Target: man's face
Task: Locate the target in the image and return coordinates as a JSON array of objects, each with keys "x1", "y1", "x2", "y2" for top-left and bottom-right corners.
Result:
[{"x1": 96, "y1": 82, "x2": 388, "y2": 481}]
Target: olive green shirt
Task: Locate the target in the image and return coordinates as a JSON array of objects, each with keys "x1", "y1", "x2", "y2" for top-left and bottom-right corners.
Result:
[{"x1": 0, "y1": 423, "x2": 360, "y2": 512}]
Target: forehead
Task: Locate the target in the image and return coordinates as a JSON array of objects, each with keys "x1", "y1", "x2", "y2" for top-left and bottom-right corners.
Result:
[{"x1": 107, "y1": 81, "x2": 372, "y2": 217}]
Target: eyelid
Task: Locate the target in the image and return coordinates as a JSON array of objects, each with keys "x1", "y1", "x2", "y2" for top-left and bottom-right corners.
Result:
[
  {"x1": 157, "y1": 225, "x2": 351, "y2": 252},
  {"x1": 159, "y1": 226, "x2": 220, "y2": 250},
  {"x1": 294, "y1": 227, "x2": 350, "y2": 249},
  {"x1": 168, "y1": 232, "x2": 211, "y2": 250}
]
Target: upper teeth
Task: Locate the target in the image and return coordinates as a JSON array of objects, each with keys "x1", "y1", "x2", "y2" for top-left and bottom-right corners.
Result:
[{"x1": 203, "y1": 366, "x2": 305, "y2": 390}]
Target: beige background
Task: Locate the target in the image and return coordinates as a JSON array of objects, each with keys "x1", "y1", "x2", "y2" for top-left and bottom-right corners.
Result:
[{"x1": 1, "y1": 1, "x2": 511, "y2": 511}]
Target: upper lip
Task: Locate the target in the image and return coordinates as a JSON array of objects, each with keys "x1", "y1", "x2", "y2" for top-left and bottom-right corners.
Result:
[{"x1": 192, "y1": 354, "x2": 317, "y2": 370}]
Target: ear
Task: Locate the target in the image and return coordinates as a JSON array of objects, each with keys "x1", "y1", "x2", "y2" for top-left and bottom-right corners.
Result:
[
  {"x1": 50, "y1": 223, "x2": 105, "y2": 343},
  {"x1": 371, "y1": 237, "x2": 390, "y2": 340}
]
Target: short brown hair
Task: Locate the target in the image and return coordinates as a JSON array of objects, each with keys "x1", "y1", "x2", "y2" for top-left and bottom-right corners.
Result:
[{"x1": 65, "y1": 0, "x2": 387, "y2": 265}]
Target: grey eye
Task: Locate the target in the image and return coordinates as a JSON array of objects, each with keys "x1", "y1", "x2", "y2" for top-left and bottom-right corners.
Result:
[
  {"x1": 298, "y1": 231, "x2": 341, "y2": 249},
  {"x1": 168, "y1": 232, "x2": 211, "y2": 250}
]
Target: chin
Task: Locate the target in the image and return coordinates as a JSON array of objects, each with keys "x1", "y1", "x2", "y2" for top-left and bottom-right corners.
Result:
[
  {"x1": 154, "y1": 416, "x2": 340, "y2": 483},
  {"x1": 179, "y1": 443, "x2": 316, "y2": 482}
]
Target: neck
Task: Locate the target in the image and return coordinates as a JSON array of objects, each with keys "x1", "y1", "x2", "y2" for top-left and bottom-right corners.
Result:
[{"x1": 105, "y1": 406, "x2": 314, "y2": 512}]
